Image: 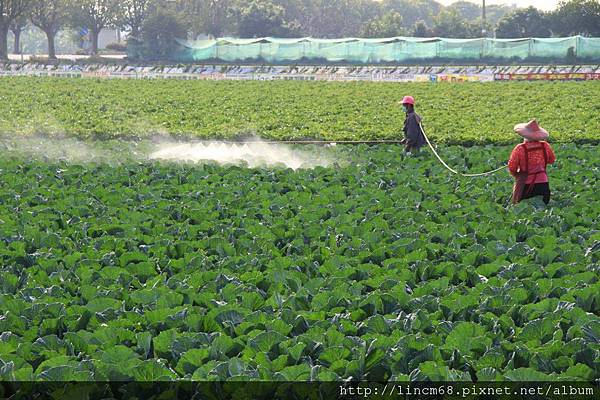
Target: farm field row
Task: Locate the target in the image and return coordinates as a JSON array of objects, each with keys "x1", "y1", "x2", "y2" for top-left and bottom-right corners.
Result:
[
  {"x1": 0, "y1": 78, "x2": 599, "y2": 143},
  {"x1": 0, "y1": 143, "x2": 598, "y2": 381}
]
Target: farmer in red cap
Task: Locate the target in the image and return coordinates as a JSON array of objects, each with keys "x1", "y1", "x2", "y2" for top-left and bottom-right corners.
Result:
[
  {"x1": 400, "y1": 95, "x2": 426, "y2": 154},
  {"x1": 509, "y1": 119, "x2": 556, "y2": 204}
]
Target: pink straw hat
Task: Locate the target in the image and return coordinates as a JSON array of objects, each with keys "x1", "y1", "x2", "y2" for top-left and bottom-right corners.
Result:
[{"x1": 514, "y1": 119, "x2": 549, "y2": 141}]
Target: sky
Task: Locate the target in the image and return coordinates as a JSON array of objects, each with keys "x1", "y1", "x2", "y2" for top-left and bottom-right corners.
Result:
[{"x1": 437, "y1": 0, "x2": 560, "y2": 11}]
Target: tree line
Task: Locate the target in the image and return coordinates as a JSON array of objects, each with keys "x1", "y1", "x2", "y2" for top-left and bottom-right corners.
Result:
[{"x1": 1, "y1": 0, "x2": 599, "y2": 60}]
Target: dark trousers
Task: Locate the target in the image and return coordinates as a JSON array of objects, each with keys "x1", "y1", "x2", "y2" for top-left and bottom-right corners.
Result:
[
  {"x1": 521, "y1": 182, "x2": 551, "y2": 204},
  {"x1": 405, "y1": 142, "x2": 424, "y2": 153}
]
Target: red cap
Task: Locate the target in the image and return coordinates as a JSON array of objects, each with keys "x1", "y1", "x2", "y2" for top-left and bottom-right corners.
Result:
[{"x1": 401, "y1": 96, "x2": 415, "y2": 105}]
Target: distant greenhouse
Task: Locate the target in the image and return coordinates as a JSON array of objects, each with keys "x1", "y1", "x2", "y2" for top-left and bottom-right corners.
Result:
[{"x1": 130, "y1": 36, "x2": 600, "y2": 64}]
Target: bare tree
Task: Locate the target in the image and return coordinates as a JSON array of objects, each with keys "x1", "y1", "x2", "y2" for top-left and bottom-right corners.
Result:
[
  {"x1": 119, "y1": 0, "x2": 154, "y2": 39},
  {"x1": 30, "y1": 0, "x2": 69, "y2": 59},
  {"x1": 0, "y1": 0, "x2": 32, "y2": 60},
  {"x1": 70, "y1": 0, "x2": 119, "y2": 55}
]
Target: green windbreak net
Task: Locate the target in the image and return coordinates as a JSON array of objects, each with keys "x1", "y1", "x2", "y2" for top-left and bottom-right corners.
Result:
[{"x1": 169, "y1": 36, "x2": 600, "y2": 63}]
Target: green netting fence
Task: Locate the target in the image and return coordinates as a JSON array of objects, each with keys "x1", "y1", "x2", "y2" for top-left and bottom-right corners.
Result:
[{"x1": 130, "y1": 36, "x2": 600, "y2": 63}]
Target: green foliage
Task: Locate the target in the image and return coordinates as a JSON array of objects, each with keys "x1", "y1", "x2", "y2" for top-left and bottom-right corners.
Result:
[
  {"x1": 234, "y1": 0, "x2": 298, "y2": 38},
  {"x1": 0, "y1": 141, "x2": 598, "y2": 381},
  {"x1": 179, "y1": 0, "x2": 234, "y2": 38},
  {"x1": 140, "y1": 9, "x2": 188, "y2": 60},
  {"x1": 360, "y1": 12, "x2": 406, "y2": 38},
  {"x1": 382, "y1": 0, "x2": 442, "y2": 27},
  {"x1": 552, "y1": 0, "x2": 600, "y2": 37},
  {"x1": 119, "y1": 0, "x2": 156, "y2": 39},
  {"x1": 105, "y1": 42, "x2": 127, "y2": 52},
  {"x1": 1, "y1": 78, "x2": 600, "y2": 144},
  {"x1": 431, "y1": 10, "x2": 480, "y2": 38},
  {"x1": 412, "y1": 20, "x2": 431, "y2": 37},
  {"x1": 496, "y1": 7, "x2": 552, "y2": 39},
  {"x1": 446, "y1": 1, "x2": 482, "y2": 21}
]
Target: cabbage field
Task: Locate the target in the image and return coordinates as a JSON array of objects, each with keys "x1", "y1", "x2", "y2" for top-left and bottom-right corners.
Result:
[
  {"x1": 0, "y1": 139, "x2": 598, "y2": 382},
  {"x1": 0, "y1": 77, "x2": 599, "y2": 144},
  {"x1": 0, "y1": 78, "x2": 599, "y2": 386}
]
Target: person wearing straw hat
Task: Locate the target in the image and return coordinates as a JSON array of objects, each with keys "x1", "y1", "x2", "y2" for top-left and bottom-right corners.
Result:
[
  {"x1": 400, "y1": 96, "x2": 426, "y2": 154},
  {"x1": 509, "y1": 119, "x2": 556, "y2": 205}
]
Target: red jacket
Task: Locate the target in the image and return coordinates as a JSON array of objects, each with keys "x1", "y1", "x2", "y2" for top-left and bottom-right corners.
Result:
[{"x1": 508, "y1": 141, "x2": 556, "y2": 185}]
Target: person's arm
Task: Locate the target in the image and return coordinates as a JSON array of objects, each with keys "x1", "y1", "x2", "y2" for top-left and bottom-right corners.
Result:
[
  {"x1": 545, "y1": 142, "x2": 556, "y2": 164},
  {"x1": 402, "y1": 118, "x2": 408, "y2": 143},
  {"x1": 508, "y1": 146, "x2": 523, "y2": 177}
]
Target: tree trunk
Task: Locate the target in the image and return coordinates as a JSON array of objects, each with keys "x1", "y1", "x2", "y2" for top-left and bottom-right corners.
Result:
[
  {"x1": 47, "y1": 31, "x2": 57, "y2": 60},
  {"x1": 130, "y1": 26, "x2": 139, "y2": 40},
  {"x1": 91, "y1": 29, "x2": 99, "y2": 55},
  {"x1": 13, "y1": 30, "x2": 21, "y2": 54},
  {"x1": 0, "y1": 27, "x2": 9, "y2": 61}
]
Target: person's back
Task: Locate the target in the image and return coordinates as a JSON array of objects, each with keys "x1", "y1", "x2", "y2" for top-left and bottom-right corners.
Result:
[
  {"x1": 509, "y1": 120, "x2": 556, "y2": 204},
  {"x1": 509, "y1": 141, "x2": 556, "y2": 185}
]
